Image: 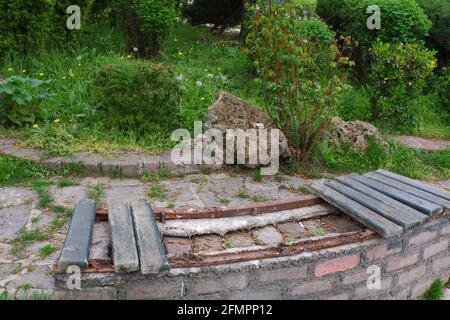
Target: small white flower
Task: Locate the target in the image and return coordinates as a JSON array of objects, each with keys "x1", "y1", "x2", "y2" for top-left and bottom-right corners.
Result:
[
  {"x1": 196, "y1": 81, "x2": 203, "y2": 87},
  {"x1": 207, "y1": 73, "x2": 214, "y2": 79},
  {"x1": 76, "y1": 55, "x2": 82, "y2": 61},
  {"x1": 133, "y1": 47, "x2": 138, "y2": 52},
  {"x1": 176, "y1": 75, "x2": 185, "y2": 81},
  {"x1": 220, "y1": 75, "x2": 228, "y2": 81}
]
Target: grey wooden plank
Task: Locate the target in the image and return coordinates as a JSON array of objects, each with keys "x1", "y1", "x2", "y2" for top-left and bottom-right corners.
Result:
[
  {"x1": 311, "y1": 183, "x2": 403, "y2": 238},
  {"x1": 365, "y1": 172, "x2": 450, "y2": 211},
  {"x1": 58, "y1": 199, "x2": 96, "y2": 271},
  {"x1": 131, "y1": 201, "x2": 169, "y2": 274},
  {"x1": 326, "y1": 181, "x2": 420, "y2": 230},
  {"x1": 350, "y1": 175, "x2": 442, "y2": 216},
  {"x1": 376, "y1": 169, "x2": 450, "y2": 201},
  {"x1": 337, "y1": 175, "x2": 428, "y2": 223},
  {"x1": 108, "y1": 200, "x2": 140, "y2": 272}
]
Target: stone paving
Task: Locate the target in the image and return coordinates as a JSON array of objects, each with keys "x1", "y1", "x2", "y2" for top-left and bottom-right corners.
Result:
[
  {"x1": 0, "y1": 169, "x2": 449, "y2": 299},
  {"x1": 0, "y1": 171, "x2": 309, "y2": 299},
  {"x1": 394, "y1": 136, "x2": 450, "y2": 151}
]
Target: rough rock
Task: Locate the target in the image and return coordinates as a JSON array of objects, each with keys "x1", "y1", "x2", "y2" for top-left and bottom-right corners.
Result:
[
  {"x1": 203, "y1": 91, "x2": 290, "y2": 169},
  {"x1": 327, "y1": 117, "x2": 388, "y2": 150}
]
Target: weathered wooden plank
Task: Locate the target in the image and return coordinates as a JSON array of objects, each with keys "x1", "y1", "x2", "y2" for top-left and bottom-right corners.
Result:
[
  {"x1": 337, "y1": 175, "x2": 428, "y2": 223},
  {"x1": 326, "y1": 181, "x2": 420, "y2": 230},
  {"x1": 108, "y1": 200, "x2": 139, "y2": 272},
  {"x1": 376, "y1": 169, "x2": 450, "y2": 201},
  {"x1": 131, "y1": 201, "x2": 169, "y2": 274},
  {"x1": 58, "y1": 199, "x2": 96, "y2": 271},
  {"x1": 349, "y1": 175, "x2": 442, "y2": 216},
  {"x1": 311, "y1": 183, "x2": 403, "y2": 238},
  {"x1": 365, "y1": 172, "x2": 450, "y2": 211}
]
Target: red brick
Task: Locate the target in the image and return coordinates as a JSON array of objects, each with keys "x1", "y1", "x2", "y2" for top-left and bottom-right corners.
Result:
[
  {"x1": 258, "y1": 265, "x2": 308, "y2": 284},
  {"x1": 408, "y1": 231, "x2": 437, "y2": 246},
  {"x1": 398, "y1": 265, "x2": 426, "y2": 286},
  {"x1": 385, "y1": 253, "x2": 419, "y2": 272},
  {"x1": 432, "y1": 256, "x2": 450, "y2": 271},
  {"x1": 314, "y1": 255, "x2": 360, "y2": 277},
  {"x1": 342, "y1": 270, "x2": 370, "y2": 285},
  {"x1": 366, "y1": 245, "x2": 402, "y2": 262},
  {"x1": 290, "y1": 280, "x2": 332, "y2": 297},
  {"x1": 423, "y1": 240, "x2": 448, "y2": 259},
  {"x1": 354, "y1": 277, "x2": 392, "y2": 299},
  {"x1": 441, "y1": 224, "x2": 450, "y2": 235}
]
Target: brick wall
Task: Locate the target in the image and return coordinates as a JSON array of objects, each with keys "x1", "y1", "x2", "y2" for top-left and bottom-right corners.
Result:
[{"x1": 54, "y1": 215, "x2": 450, "y2": 300}]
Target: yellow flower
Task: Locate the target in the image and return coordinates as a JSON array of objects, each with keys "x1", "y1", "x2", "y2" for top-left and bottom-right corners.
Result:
[
  {"x1": 178, "y1": 51, "x2": 183, "y2": 56},
  {"x1": 39, "y1": 72, "x2": 45, "y2": 77},
  {"x1": 200, "y1": 97, "x2": 206, "y2": 101},
  {"x1": 32, "y1": 124, "x2": 39, "y2": 129},
  {"x1": 7, "y1": 67, "x2": 13, "y2": 72},
  {"x1": 62, "y1": 76, "x2": 67, "y2": 80},
  {"x1": 127, "y1": 54, "x2": 132, "y2": 59},
  {"x1": 70, "y1": 73, "x2": 75, "y2": 77},
  {"x1": 54, "y1": 118, "x2": 61, "y2": 124},
  {"x1": 22, "y1": 69, "x2": 27, "y2": 73},
  {"x1": 77, "y1": 63, "x2": 82, "y2": 67},
  {"x1": 217, "y1": 67, "x2": 223, "y2": 71}
]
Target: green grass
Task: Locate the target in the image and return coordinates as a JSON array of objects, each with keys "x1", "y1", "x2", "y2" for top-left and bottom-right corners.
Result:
[
  {"x1": 56, "y1": 177, "x2": 77, "y2": 188},
  {"x1": 0, "y1": 156, "x2": 52, "y2": 187},
  {"x1": 423, "y1": 279, "x2": 445, "y2": 300},
  {"x1": 297, "y1": 185, "x2": 311, "y2": 194},
  {"x1": 86, "y1": 183, "x2": 104, "y2": 201},
  {"x1": 0, "y1": 288, "x2": 52, "y2": 301},
  {"x1": 219, "y1": 197, "x2": 231, "y2": 205},
  {"x1": 140, "y1": 167, "x2": 175, "y2": 182},
  {"x1": 148, "y1": 183, "x2": 167, "y2": 200},
  {"x1": 252, "y1": 169, "x2": 263, "y2": 182},
  {"x1": 31, "y1": 180, "x2": 53, "y2": 209},
  {"x1": 38, "y1": 244, "x2": 57, "y2": 259}
]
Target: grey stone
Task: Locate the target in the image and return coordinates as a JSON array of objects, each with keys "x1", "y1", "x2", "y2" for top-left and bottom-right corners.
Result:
[
  {"x1": 0, "y1": 206, "x2": 31, "y2": 241},
  {"x1": 104, "y1": 185, "x2": 147, "y2": 204},
  {"x1": 163, "y1": 237, "x2": 192, "y2": 256},
  {"x1": 277, "y1": 222, "x2": 307, "y2": 238},
  {"x1": 8, "y1": 265, "x2": 54, "y2": 290},
  {"x1": 227, "y1": 233, "x2": 255, "y2": 248},
  {"x1": 50, "y1": 186, "x2": 87, "y2": 208},
  {"x1": 252, "y1": 226, "x2": 283, "y2": 246},
  {"x1": 0, "y1": 188, "x2": 36, "y2": 209},
  {"x1": 394, "y1": 136, "x2": 450, "y2": 151},
  {"x1": 244, "y1": 178, "x2": 279, "y2": 199},
  {"x1": 0, "y1": 263, "x2": 20, "y2": 280}
]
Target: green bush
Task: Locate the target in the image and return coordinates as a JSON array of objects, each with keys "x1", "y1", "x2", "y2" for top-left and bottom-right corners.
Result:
[
  {"x1": 0, "y1": 76, "x2": 54, "y2": 127},
  {"x1": 113, "y1": 0, "x2": 178, "y2": 58},
  {"x1": 418, "y1": 0, "x2": 450, "y2": 65},
  {"x1": 91, "y1": 60, "x2": 180, "y2": 134},
  {"x1": 246, "y1": 1, "x2": 350, "y2": 160},
  {"x1": 317, "y1": 0, "x2": 431, "y2": 45},
  {"x1": 436, "y1": 68, "x2": 450, "y2": 112},
  {"x1": 368, "y1": 41, "x2": 436, "y2": 121}
]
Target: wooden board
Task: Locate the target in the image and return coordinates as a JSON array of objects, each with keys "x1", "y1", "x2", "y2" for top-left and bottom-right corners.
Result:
[
  {"x1": 336, "y1": 175, "x2": 428, "y2": 223},
  {"x1": 365, "y1": 172, "x2": 450, "y2": 211},
  {"x1": 58, "y1": 199, "x2": 96, "y2": 271},
  {"x1": 376, "y1": 169, "x2": 450, "y2": 201},
  {"x1": 131, "y1": 201, "x2": 169, "y2": 274},
  {"x1": 326, "y1": 181, "x2": 420, "y2": 230},
  {"x1": 108, "y1": 200, "x2": 140, "y2": 273},
  {"x1": 349, "y1": 175, "x2": 443, "y2": 216},
  {"x1": 311, "y1": 183, "x2": 403, "y2": 238}
]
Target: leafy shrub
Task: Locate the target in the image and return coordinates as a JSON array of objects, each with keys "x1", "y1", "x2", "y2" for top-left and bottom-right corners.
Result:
[
  {"x1": 368, "y1": 41, "x2": 436, "y2": 121},
  {"x1": 418, "y1": 0, "x2": 450, "y2": 66},
  {"x1": 114, "y1": 0, "x2": 178, "y2": 58},
  {"x1": 246, "y1": 1, "x2": 350, "y2": 161},
  {"x1": 0, "y1": 76, "x2": 54, "y2": 127},
  {"x1": 182, "y1": 0, "x2": 244, "y2": 33},
  {"x1": 436, "y1": 67, "x2": 450, "y2": 112},
  {"x1": 423, "y1": 279, "x2": 445, "y2": 300},
  {"x1": 91, "y1": 60, "x2": 180, "y2": 134},
  {"x1": 317, "y1": 0, "x2": 431, "y2": 45}
]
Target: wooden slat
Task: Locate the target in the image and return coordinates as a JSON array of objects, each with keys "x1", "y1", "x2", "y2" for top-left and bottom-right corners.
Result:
[
  {"x1": 326, "y1": 181, "x2": 420, "y2": 230},
  {"x1": 153, "y1": 195, "x2": 323, "y2": 220},
  {"x1": 311, "y1": 183, "x2": 403, "y2": 238},
  {"x1": 349, "y1": 175, "x2": 443, "y2": 216},
  {"x1": 108, "y1": 200, "x2": 140, "y2": 272},
  {"x1": 58, "y1": 199, "x2": 96, "y2": 271},
  {"x1": 337, "y1": 175, "x2": 428, "y2": 223},
  {"x1": 376, "y1": 169, "x2": 450, "y2": 201},
  {"x1": 365, "y1": 172, "x2": 450, "y2": 211},
  {"x1": 131, "y1": 201, "x2": 169, "y2": 274}
]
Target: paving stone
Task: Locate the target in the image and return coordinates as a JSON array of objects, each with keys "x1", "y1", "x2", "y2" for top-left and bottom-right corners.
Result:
[
  {"x1": 193, "y1": 234, "x2": 224, "y2": 252},
  {"x1": 206, "y1": 176, "x2": 244, "y2": 198},
  {"x1": 0, "y1": 206, "x2": 31, "y2": 241},
  {"x1": 280, "y1": 175, "x2": 308, "y2": 190},
  {"x1": 244, "y1": 178, "x2": 279, "y2": 199},
  {"x1": 163, "y1": 237, "x2": 193, "y2": 256},
  {"x1": 0, "y1": 243, "x2": 12, "y2": 261},
  {"x1": 0, "y1": 188, "x2": 36, "y2": 209},
  {"x1": 252, "y1": 226, "x2": 283, "y2": 246},
  {"x1": 50, "y1": 186, "x2": 87, "y2": 208},
  {"x1": 7, "y1": 265, "x2": 54, "y2": 290},
  {"x1": 394, "y1": 136, "x2": 450, "y2": 151},
  {"x1": 104, "y1": 185, "x2": 147, "y2": 204},
  {"x1": 0, "y1": 263, "x2": 20, "y2": 281},
  {"x1": 197, "y1": 191, "x2": 222, "y2": 207},
  {"x1": 277, "y1": 222, "x2": 307, "y2": 238},
  {"x1": 227, "y1": 232, "x2": 255, "y2": 248}
]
